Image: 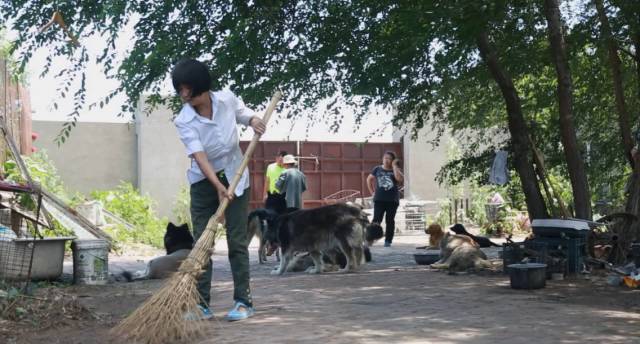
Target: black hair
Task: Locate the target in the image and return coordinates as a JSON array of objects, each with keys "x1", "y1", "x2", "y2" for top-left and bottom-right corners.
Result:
[
  {"x1": 384, "y1": 151, "x2": 396, "y2": 160},
  {"x1": 277, "y1": 150, "x2": 288, "y2": 157},
  {"x1": 171, "y1": 59, "x2": 211, "y2": 98}
]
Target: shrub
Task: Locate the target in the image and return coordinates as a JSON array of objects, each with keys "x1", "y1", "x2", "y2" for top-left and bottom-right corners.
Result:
[
  {"x1": 3, "y1": 151, "x2": 71, "y2": 208},
  {"x1": 172, "y1": 185, "x2": 191, "y2": 229},
  {"x1": 91, "y1": 183, "x2": 167, "y2": 248},
  {"x1": 3, "y1": 151, "x2": 75, "y2": 238}
]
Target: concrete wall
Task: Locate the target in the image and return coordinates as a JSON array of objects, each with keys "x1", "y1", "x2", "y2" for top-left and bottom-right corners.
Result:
[
  {"x1": 394, "y1": 127, "x2": 450, "y2": 202},
  {"x1": 35, "y1": 112, "x2": 195, "y2": 222},
  {"x1": 34, "y1": 105, "x2": 454, "y2": 219},
  {"x1": 32, "y1": 121, "x2": 137, "y2": 195},
  {"x1": 135, "y1": 103, "x2": 191, "y2": 220}
]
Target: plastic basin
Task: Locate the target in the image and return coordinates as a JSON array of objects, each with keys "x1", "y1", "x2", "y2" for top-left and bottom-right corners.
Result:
[
  {"x1": 414, "y1": 251, "x2": 441, "y2": 265},
  {"x1": 508, "y1": 263, "x2": 547, "y2": 289}
]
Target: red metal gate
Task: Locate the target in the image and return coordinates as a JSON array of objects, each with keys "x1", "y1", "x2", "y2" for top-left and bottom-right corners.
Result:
[{"x1": 241, "y1": 141, "x2": 402, "y2": 209}]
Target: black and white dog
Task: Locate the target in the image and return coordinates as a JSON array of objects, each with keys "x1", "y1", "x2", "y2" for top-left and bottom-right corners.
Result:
[
  {"x1": 264, "y1": 203, "x2": 384, "y2": 275},
  {"x1": 450, "y1": 223, "x2": 501, "y2": 248},
  {"x1": 247, "y1": 208, "x2": 281, "y2": 264}
]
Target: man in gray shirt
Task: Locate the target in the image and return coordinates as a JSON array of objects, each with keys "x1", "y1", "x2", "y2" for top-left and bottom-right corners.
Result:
[{"x1": 275, "y1": 155, "x2": 307, "y2": 210}]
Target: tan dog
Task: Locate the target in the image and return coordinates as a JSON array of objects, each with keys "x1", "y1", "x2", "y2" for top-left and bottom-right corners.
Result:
[
  {"x1": 431, "y1": 232, "x2": 492, "y2": 272},
  {"x1": 425, "y1": 223, "x2": 444, "y2": 248},
  {"x1": 593, "y1": 244, "x2": 612, "y2": 260}
]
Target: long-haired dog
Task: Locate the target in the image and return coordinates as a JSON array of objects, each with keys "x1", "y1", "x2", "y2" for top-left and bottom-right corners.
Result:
[
  {"x1": 426, "y1": 223, "x2": 444, "y2": 248},
  {"x1": 450, "y1": 223, "x2": 501, "y2": 247},
  {"x1": 121, "y1": 222, "x2": 194, "y2": 281},
  {"x1": 247, "y1": 208, "x2": 280, "y2": 264},
  {"x1": 431, "y1": 232, "x2": 492, "y2": 273},
  {"x1": 283, "y1": 248, "x2": 348, "y2": 273},
  {"x1": 264, "y1": 203, "x2": 384, "y2": 275}
]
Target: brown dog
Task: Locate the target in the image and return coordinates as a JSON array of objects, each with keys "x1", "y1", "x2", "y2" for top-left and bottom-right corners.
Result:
[
  {"x1": 426, "y1": 224, "x2": 444, "y2": 248},
  {"x1": 431, "y1": 232, "x2": 491, "y2": 272}
]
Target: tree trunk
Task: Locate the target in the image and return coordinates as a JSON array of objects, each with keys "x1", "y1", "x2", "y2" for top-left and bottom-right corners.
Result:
[
  {"x1": 595, "y1": 0, "x2": 634, "y2": 166},
  {"x1": 476, "y1": 31, "x2": 549, "y2": 220},
  {"x1": 634, "y1": 31, "x2": 640, "y2": 105},
  {"x1": 594, "y1": 0, "x2": 640, "y2": 263},
  {"x1": 618, "y1": 26, "x2": 640, "y2": 263},
  {"x1": 543, "y1": 0, "x2": 592, "y2": 220}
]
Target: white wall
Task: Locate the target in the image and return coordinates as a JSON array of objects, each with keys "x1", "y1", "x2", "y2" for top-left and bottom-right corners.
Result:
[
  {"x1": 394, "y1": 126, "x2": 451, "y2": 202},
  {"x1": 34, "y1": 103, "x2": 455, "y2": 219},
  {"x1": 135, "y1": 103, "x2": 191, "y2": 220},
  {"x1": 32, "y1": 121, "x2": 137, "y2": 195}
]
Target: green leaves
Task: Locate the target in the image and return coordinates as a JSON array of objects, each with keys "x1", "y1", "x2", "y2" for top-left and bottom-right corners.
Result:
[
  {"x1": 91, "y1": 182, "x2": 167, "y2": 248},
  {"x1": 1, "y1": 0, "x2": 638, "y2": 210}
]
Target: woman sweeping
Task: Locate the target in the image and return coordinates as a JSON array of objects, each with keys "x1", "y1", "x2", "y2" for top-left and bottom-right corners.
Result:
[{"x1": 172, "y1": 58, "x2": 265, "y2": 321}]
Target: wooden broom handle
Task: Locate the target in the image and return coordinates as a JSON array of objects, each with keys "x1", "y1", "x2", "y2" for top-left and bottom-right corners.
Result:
[{"x1": 214, "y1": 91, "x2": 282, "y2": 215}]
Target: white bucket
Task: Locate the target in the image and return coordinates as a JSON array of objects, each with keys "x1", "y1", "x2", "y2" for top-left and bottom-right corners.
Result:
[{"x1": 71, "y1": 239, "x2": 110, "y2": 285}]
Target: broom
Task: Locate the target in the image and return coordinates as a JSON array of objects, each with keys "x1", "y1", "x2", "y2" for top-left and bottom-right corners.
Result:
[{"x1": 112, "y1": 91, "x2": 282, "y2": 344}]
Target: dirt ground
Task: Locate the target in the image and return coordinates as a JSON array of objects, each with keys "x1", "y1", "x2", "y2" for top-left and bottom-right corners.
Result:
[{"x1": 5, "y1": 232, "x2": 640, "y2": 344}]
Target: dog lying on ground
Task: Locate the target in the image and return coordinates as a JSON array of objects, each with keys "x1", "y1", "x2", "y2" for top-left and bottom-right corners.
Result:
[
  {"x1": 247, "y1": 208, "x2": 281, "y2": 264},
  {"x1": 284, "y1": 241, "x2": 382, "y2": 273},
  {"x1": 417, "y1": 223, "x2": 444, "y2": 249},
  {"x1": 431, "y1": 232, "x2": 492, "y2": 273},
  {"x1": 284, "y1": 248, "x2": 348, "y2": 273},
  {"x1": 264, "y1": 203, "x2": 384, "y2": 275},
  {"x1": 120, "y1": 222, "x2": 194, "y2": 281},
  {"x1": 450, "y1": 223, "x2": 501, "y2": 247}
]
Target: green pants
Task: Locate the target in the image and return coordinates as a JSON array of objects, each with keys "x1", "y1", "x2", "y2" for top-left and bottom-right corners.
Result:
[{"x1": 190, "y1": 179, "x2": 252, "y2": 307}]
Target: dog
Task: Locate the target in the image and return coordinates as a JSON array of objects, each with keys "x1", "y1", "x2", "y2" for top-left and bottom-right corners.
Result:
[
  {"x1": 247, "y1": 208, "x2": 281, "y2": 264},
  {"x1": 593, "y1": 244, "x2": 612, "y2": 260},
  {"x1": 284, "y1": 248, "x2": 349, "y2": 273},
  {"x1": 450, "y1": 223, "x2": 501, "y2": 248},
  {"x1": 417, "y1": 223, "x2": 444, "y2": 249},
  {"x1": 120, "y1": 222, "x2": 194, "y2": 281},
  {"x1": 284, "y1": 242, "x2": 382, "y2": 273},
  {"x1": 426, "y1": 223, "x2": 444, "y2": 248},
  {"x1": 431, "y1": 232, "x2": 492, "y2": 272},
  {"x1": 264, "y1": 203, "x2": 384, "y2": 275}
]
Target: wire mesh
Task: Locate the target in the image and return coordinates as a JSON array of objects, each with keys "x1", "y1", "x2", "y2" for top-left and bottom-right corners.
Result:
[{"x1": 0, "y1": 208, "x2": 36, "y2": 290}]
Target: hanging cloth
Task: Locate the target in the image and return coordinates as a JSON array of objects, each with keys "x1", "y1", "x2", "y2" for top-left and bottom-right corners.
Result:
[{"x1": 489, "y1": 150, "x2": 509, "y2": 185}]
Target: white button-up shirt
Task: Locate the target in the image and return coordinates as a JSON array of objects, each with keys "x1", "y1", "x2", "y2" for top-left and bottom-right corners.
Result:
[{"x1": 174, "y1": 90, "x2": 254, "y2": 196}]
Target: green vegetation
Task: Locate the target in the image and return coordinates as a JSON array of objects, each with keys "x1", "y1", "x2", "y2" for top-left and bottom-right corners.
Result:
[
  {"x1": 91, "y1": 183, "x2": 167, "y2": 249},
  {"x1": 3, "y1": 151, "x2": 167, "y2": 248}
]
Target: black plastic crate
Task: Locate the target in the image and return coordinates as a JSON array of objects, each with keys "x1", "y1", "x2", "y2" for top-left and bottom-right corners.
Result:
[
  {"x1": 526, "y1": 237, "x2": 585, "y2": 275},
  {"x1": 531, "y1": 219, "x2": 590, "y2": 239},
  {"x1": 503, "y1": 242, "x2": 546, "y2": 274}
]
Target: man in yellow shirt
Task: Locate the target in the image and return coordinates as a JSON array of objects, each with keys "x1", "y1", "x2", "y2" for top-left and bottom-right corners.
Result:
[{"x1": 263, "y1": 151, "x2": 287, "y2": 214}]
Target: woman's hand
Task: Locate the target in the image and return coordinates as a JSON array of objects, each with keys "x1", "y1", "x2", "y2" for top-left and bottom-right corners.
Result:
[
  {"x1": 391, "y1": 159, "x2": 404, "y2": 184},
  {"x1": 250, "y1": 116, "x2": 266, "y2": 135},
  {"x1": 215, "y1": 183, "x2": 234, "y2": 202}
]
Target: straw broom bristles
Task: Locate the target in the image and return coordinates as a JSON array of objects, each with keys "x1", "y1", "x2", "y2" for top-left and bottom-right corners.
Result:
[{"x1": 111, "y1": 91, "x2": 282, "y2": 344}]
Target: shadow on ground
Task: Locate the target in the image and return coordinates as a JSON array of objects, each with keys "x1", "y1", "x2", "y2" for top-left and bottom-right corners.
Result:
[{"x1": 10, "y1": 234, "x2": 640, "y2": 344}]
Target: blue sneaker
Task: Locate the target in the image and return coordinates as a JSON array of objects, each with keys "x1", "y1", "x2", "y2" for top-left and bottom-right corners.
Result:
[
  {"x1": 384, "y1": 241, "x2": 391, "y2": 247},
  {"x1": 183, "y1": 304, "x2": 214, "y2": 321},
  {"x1": 225, "y1": 302, "x2": 255, "y2": 322}
]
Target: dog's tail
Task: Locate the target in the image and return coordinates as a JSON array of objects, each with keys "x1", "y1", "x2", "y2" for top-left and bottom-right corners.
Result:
[
  {"x1": 365, "y1": 223, "x2": 384, "y2": 244},
  {"x1": 121, "y1": 271, "x2": 134, "y2": 282},
  {"x1": 118, "y1": 270, "x2": 148, "y2": 282},
  {"x1": 120, "y1": 271, "x2": 142, "y2": 282},
  {"x1": 474, "y1": 258, "x2": 493, "y2": 270}
]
